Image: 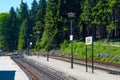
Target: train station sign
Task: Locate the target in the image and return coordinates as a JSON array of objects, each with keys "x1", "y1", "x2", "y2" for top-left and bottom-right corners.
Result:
[
  {"x1": 85, "y1": 36, "x2": 92, "y2": 45},
  {"x1": 85, "y1": 36, "x2": 94, "y2": 73}
]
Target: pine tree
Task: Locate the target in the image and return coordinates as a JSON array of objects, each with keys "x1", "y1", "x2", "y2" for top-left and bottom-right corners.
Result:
[
  {"x1": 30, "y1": 0, "x2": 38, "y2": 22},
  {"x1": 17, "y1": 1, "x2": 30, "y2": 50},
  {"x1": 33, "y1": 0, "x2": 46, "y2": 50},
  {"x1": 39, "y1": 0, "x2": 59, "y2": 51},
  {"x1": 92, "y1": 0, "x2": 117, "y2": 40},
  {"x1": 18, "y1": 19, "x2": 29, "y2": 50},
  {"x1": 29, "y1": 0, "x2": 39, "y2": 47},
  {"x1": 9, "y1": 7, "x2": 19, "y2": 51},
  {"x1": 80, "y1": 0, "x2": 93, "y2": 40},
  {"x1": 0, "y1": 13, "x2": 10, "y2": 51},
  {"x1": 18, "y1": 0, "x2": 29, "y2": 21},
  {"x1": 33, "y1": 0, "x2": 46, "y2": 40}
]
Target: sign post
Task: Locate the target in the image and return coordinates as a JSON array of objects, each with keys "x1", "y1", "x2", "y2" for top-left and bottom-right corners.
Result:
[
  {"x1": 70, "y1": 35, "x2": 73, "y2": 68},
  {"x1": 70, "y1": 35, "x2": 73, "y2": 41},
  {"x1": 85, "y1": 45, "x2": 88, "y2": 72},
  {"x1": 92, "y1": 38, "x2": 94, "y2": 73},
  {"x1": 85, "y1": 36, "x2": 94, "y2": 73}
]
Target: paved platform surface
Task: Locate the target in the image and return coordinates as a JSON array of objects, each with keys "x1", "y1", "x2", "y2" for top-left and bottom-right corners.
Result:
[
  {"x1": 25, "y1": 55, "x2": 120, "y2": 80},
  {"x1": 0, "y1": 56, "x2": 29, "y2": 80}
]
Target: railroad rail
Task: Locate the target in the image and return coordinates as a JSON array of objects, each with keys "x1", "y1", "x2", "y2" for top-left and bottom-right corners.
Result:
[
  {"x1": 11, "y1": 53, "x2": 120, "y2": 80},
  {"x1": 13, "y1": 59, "x2": 41, "y2": 80},
  {"x1": 49, "y1": 55, "x2": 120, "y2": 75},
  {"x1": 11, "y1": 57, "x2": 67, "y2": 80}
]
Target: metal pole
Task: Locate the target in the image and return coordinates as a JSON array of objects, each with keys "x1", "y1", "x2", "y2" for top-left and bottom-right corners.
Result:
[
  {"x1": 70, "y1": 18, "x2": 73, "y2": 69},
  {"x1": 70, "y1": 19, "x2": 73, "y2": 35},
  {"x1": 86, "y1": 45, "x2": 88, "y2": 72},
  {"x1": 27, "y1": 38, "x2": 29, "y2": 56},
  {"x1": 92, "y1": 36, "x2": 94, "y2": 73},
  {"x1": 47, "y1": 26, "x2": 49, "y2": 61}
]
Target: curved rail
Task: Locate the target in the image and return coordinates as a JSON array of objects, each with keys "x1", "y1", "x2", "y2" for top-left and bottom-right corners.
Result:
[
  {"x1": 12, "y1": 57, "x2": 64, "y2": 80},
  {"x1": 13, "y1": 58, "x2": 41, "y2": 80}
]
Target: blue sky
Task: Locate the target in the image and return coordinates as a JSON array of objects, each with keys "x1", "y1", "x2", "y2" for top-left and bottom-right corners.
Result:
[{"x1": 0, "y1": 0, "x2": 39, "y2": 12}]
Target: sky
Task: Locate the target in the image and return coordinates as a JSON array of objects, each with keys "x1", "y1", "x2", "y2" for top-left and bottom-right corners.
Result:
[{"x1": 0, "y1": 0, "x2": 39, "y2": 13}]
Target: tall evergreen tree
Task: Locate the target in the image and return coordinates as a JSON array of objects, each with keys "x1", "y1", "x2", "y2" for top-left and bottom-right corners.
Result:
[
  {"x1": 9, "y1": 7, "x2": 19, "y2": 51},
  {"x1": 17, "y1": 1, "x2": 30, "y2": 50},
  {"x1": 39, "y1": 0, "x2": 58, "y2": 51},
  {"x1": 18, "y1": 0, "x2": 29, "y2": 21},
  {"x1": 92, "y1": 0, "x2": 107, "y2": 39},
  {"x1": 0, "y1": 13, "x2": 10, "y2": 51},
  {"x1": 92, "y1": 0, "x2": 117, "y2": 40},
  {"x1": 33, "y1": 0, "x2": 46, "y2": 50},
  {"x1": 30, "y1": 0, "x2": 39, "y2": 22},
  {"x1": 29, "y1": 0, "x2": 39, "y2": 48},
  {"x1": 80, "y1": 0, "x2": 93, "y2": 40},
  {"x1": 18, "y1": 19, "x2": 29, "y2": 50}
]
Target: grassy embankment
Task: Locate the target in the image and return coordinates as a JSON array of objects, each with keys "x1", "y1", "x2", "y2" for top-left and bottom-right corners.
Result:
[{"x1": 60, "y1": 40, "x2": 120, "y2": 63}]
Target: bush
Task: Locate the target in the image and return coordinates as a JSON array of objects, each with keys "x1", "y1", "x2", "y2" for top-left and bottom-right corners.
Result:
[{"x1": 60, "y1": 40, "x2": 120, "y2": 63}]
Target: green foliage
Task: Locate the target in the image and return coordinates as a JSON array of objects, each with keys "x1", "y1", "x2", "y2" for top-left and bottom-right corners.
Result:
[
  {"x1": 17, "y1": 1, "x2": 30, "y2": 50},
  {"x1": 60, "y1": 40, "x2": 69, "y2": 52},
  {"x1": 39, "y1": 25, "x2": 58, "y2": 51},
  {"x1": 80, "y1": 0, "x2": 92, "y2": 23},
  {"x1": 38, "y1": 0, "x2": 59, "y2": 51},
  {"x1": 18, "y1": 19, "x2": 29, "y2": 50},
  {"x1": 60, "y1": 40, "x2": 120, "y2": 63},
  {"x1": 92, "y1": 0, "x2": 110, "y2": 25},
  {"x1": 30, "y1": 0, "x2": 38, "y2": 22},
  {"x1": 33, "y1": 0, "x2": 46, "y2": 50},
  {"x1": 0, "y1": 13, "x2": 10, "y2": 51},
  {"x1": 0, "y1": 0, "x2": 120, "y2": 59},
  {"x1": 9, "y1": 7, "x2": 19, "y2": 51},
  {"x1": 18, "y1": 1, "x2": 29, "y2": 21},
  {"x1": 29, "y1": 0, "x2": 39, "y2": 45},
  {"x1": 107, "y1": 21, "x2": 116, "y2": 34}
]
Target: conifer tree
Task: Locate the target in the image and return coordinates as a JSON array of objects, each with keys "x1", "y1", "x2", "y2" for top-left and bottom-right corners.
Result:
[
  {"x1": 9, "y1": 7, "x2": 19, "y2": 51},
  {"x1": 18, "y1": 0, "x2": 29, "y2": 21},
  {"x1": 39, "y1": 0, "x2": 59, "y2": 51},
  {"x1": 80, "y1": 0, "x2": 92, "y2": 40},
  {"x1": 18, "y1": 19, "x2": 29, "y2": 50},
  {"x1": 33, "y1": 0, "x2": 46, "y2": 51},
  {"x1": 0, "y1": 13, "x2": 10, "y2": 51},
  {"x1": 30, "y1": 0, "x2": 38, "y2": 22},
  {"x1": 17, "y1": 1, "x2": 30, "y2": 50}
]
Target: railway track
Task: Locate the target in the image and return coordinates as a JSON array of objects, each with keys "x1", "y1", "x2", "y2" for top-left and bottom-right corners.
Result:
[
  {"x1": 11, "y1": 57, "x2": 68, "y2": 80},
  {"x1": 50, "y1": 55, "x2": 120, "y2": 75},
  {"x1": 13, "y1": 59, "x2": 41, "y2": 80},
  {"x1": 11, "y1": 54, "x2": 120, "y2": 80}
]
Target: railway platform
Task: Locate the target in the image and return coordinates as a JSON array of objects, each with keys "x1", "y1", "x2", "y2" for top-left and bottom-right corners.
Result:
[
  {"x1": 25, "y1": 55, "x2": 120, "y2": 80},
  {"x1": 0, "y1": 56, "x2": 29, "y2": 80}
]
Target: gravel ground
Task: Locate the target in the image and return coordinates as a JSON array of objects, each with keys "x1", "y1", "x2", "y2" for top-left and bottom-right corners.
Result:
[{"x1": 25, "y1": 55, "x2": 120, "y2": 80}]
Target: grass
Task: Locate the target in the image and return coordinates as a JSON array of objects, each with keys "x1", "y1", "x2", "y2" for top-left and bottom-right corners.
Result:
[{"x1": 60, "y1": 40, "x2": 120, "y2": 63}]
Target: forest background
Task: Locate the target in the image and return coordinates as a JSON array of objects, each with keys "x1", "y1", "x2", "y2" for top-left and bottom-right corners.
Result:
[{"x1": 0, "y1": 0, "x2": 120, "y2": 63}]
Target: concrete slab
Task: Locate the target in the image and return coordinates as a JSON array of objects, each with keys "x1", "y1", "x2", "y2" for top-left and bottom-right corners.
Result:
[
  {"x1": 25, "y1": 56, "x2": 120, "y2": 80},
  {"x1": 0, "y1": 56, "x2": 29, "y2": 80}
]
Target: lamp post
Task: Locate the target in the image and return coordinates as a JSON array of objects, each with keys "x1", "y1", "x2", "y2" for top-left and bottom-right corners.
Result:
[
  {"x1": 46, "y1": 23, "x2": 50, "y2": 61},
  {"x1": 27, "y1": 34, "x2": 32, "y2": 56},
  {"x1": 67, "y1": 12, "x2": 75, "y2": 69}
]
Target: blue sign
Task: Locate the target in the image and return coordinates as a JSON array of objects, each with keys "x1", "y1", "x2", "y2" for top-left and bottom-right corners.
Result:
[{"x1": 0, "y1": 70, "x2": 16, "y2": 80}]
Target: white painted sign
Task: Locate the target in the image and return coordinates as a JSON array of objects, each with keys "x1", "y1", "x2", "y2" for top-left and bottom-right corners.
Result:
[
  {"x1": 85, "y1": 36, "x2": 92, "y2": 45},
  {"x1": 70, "y1": 35, "x2": 73, "y2": 41},
  {"x1": 30, "y1": 42, "x2": 32, "y2": 45}
]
